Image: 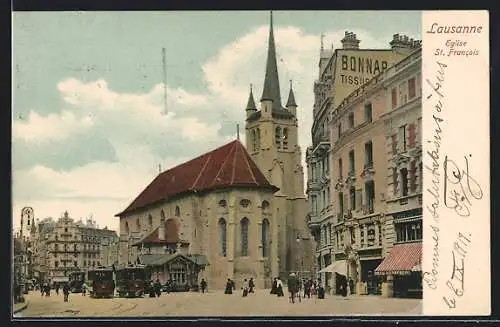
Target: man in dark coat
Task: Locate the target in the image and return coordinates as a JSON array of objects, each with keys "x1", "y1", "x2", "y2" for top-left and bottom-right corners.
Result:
[
  {"x1": 154, "y1": 279, "x2": 162, "y2": 297},
  {"x1": 349, "y1": 278, "x2": 355, "y2": 295},
  {"x1": 200, "y1": 278, "x2": 207, "y2": 293},
  {"x1": 287, "y1": 274, "x2": 299, "y2": 303},
  {"x1": 248, "y1": 278, "x2": 255, "y2": 293},
  {"x1": 63, "y1": 283, "x2": 70, "y2": 302}
]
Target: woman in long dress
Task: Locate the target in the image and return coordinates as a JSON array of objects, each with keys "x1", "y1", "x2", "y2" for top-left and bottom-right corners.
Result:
[
  {"x1": 276, "y1": 278, "x2": 284, "y2": 297},
  {"x1": 270, "y1": 278, "x2": 277, "y2": 295},
  {"x1": 224, "y1": 279, "x2": 233, "y2": 295},
  {"x1": 242, "y1": 279, "x2": 249, "y2": 297}
]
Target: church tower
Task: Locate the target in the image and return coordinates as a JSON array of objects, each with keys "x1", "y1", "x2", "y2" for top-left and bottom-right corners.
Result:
[{"x1": 244, "y1": 11, "x2": 313, "y2": 278}]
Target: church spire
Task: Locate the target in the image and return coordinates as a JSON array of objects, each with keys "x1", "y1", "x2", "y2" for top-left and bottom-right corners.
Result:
[
  {"x1": 246, "y1": 84, "x2": 257, "y2": 111},
  {"x1": 260, "y1": 11, "x2": 282, "y2": 111},
  {"x1": 286, "y1": 80, "x2": 297, "y2": 108}
]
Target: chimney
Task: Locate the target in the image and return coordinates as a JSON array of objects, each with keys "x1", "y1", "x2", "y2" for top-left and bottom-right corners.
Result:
[
  {"x1": 341, "y1": 31, "x2": 360, "y2": 50},
  {"x1": 158, "y1": 218, "x2": 166, "y2": 241},
  {"x1": 390, "y1": 34, "x2": 421, "y2": 53}
]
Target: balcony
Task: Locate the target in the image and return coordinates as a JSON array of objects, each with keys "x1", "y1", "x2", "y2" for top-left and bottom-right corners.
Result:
[
  {"x1": 334, "y1": 177, "x2": 344, "y2": 191},
  {"x1": 320, "y1": 172, "x2": 330, "y2": 185},
  {"x1": 345, "y1": 170, "x2": 356, "y2": 185},
  {"x1": 360, "y1": 204, "x2": 375, "y2": 216},
  {"x1": 386, "y1": 192, "x2": 422, "y2": 214},
  {"x1": 307, "y1": 212, "x2": 321, "y2": 231},
  {"x1": 361, "y1": 163, "x2": 375, "y2": 181},
  {"x1": 307, "y1": 179, "x2": 321, "y2": 192}
]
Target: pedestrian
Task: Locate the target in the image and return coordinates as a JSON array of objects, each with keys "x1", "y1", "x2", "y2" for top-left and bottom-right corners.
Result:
[
  {"x1": 82, "y1": 283, "x2": 87, "y2": 296},
  {"x1": 270, "y1": 277, "x2": 277, "y2": 295},
  {"x1": 287, "y1": 273, "x2": 298, "y2": 303},
  {"x1": 317, "y1": 280, "x2": 325, "y2": 299},
  {"x1": 349, "y1": 278, "x2": 355, "y2": 295},
  {"x1": 63, "y1": 283, "x2": 70, "y2": 302},
  {"x1": 224, "y1": 279, "x2": 233, "y2": 294},
  {"x1": 341, "y1": 278, "x2": 347, "y2": 297},
  {"x1": 200, "y1": 278, "x2": 207, "y2": 293},
  {"x1": 154, "y1": 279, "x2": 162, "y2": 297},
  {"x1": 55, "y1": 283, "x2": 60, "y2": 296},
  {"x1": 45, "y1": 283, "x2": 51, "y2": 297},
  {"x1": 242, "y1": 279, "x2": 249, "y2": 297},
  {"x1": 40, "y1": 283, "x2": 44, "y2": 297},
  {"x1": 149, "y1": 281, "x2": 156, "y2": 298},
  {"x1": 248, "y1": 278, "x2": 255, "y2": 294},
  {"x1": 276, "y1": 277, "x2": 284, "y2": 297}
]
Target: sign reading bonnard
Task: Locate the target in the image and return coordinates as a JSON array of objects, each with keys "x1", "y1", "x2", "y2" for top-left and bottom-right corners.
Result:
[{"x1": 333, "y1": 49, "x2": 407, "y2": 108}]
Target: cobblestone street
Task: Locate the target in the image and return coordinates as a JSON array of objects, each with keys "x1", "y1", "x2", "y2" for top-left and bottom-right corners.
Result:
[{"x1": 16, "y1": 290, "x2": 422, "y2": 317}]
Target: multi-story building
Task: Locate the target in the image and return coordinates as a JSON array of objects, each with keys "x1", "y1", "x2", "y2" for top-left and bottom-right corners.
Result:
[
  {"x1": 375, "y1": 48, "x2": 422, "y2": 298},
  {"x1": 306, "y1": 32, "x2": 420, "y2": 293},
  {"x1": 31, "y1": 211, "x2": 118, "y2": 284}
]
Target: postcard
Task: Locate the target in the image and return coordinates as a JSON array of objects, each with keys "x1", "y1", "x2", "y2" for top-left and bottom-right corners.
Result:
[{"x1": 11, "y1": 10, "x2": 489, "y2": 319}]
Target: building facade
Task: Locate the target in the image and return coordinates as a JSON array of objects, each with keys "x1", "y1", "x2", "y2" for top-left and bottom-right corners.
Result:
[
  {"x1": 31, "y1": 212, "x2": 118, "y2": 284},
  {"x1": 244, "y1": 12, "x2": 314, "y2": 279},
  {"x1": 116, "y1": 140, "x2": 280, "y2": 290},
  {"x1": 375, "y1": 48, "x2": 422, "y2": 298},
  {"x1": 306, "y1": 32, "x2": 422, "y2": 296}
]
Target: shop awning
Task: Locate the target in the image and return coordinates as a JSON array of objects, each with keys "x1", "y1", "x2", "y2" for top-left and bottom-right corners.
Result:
[
  {"x1": 375, "y1": 242, "x2": 422, "y2": 276},
  {"x1": 319, "y1": 260, "x2": 347, "y2": 275}
]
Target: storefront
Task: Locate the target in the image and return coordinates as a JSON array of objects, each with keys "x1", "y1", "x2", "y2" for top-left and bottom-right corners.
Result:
[
  {"x1": 139, "y1": 253, "x2": 209, "y2": 287},
  {"x1": 374, "y1": 242, "x2": 422, "y2": 298},
  {"x1": 320, "y1": 259, "x2": 347, "y2": 295}
]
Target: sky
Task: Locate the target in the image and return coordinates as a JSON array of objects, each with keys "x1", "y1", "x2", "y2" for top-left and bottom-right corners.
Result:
[{"x1": 12, "y1": 10, "x2": 421, "y2": 233}]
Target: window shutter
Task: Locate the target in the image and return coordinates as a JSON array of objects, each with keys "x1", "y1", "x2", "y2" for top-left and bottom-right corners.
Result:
[
  {"x1": 408, "y1": 124, "x2": 415, "y2": 148},
  {"x1": 391, "y1": 88, "x2": 397, "y2": 108},
  {"x1": 391, "y1": 134, "x2": 398, "y2": 154},
  {"x1": 408, "y1": 77, "x2": 416, "y2": 99},
  {"x1": 392, "y1": 168, "x2": 398, "y2": 196},
  {"x1": 356, "y1": 189, "x2": 362, "y2": 210}
]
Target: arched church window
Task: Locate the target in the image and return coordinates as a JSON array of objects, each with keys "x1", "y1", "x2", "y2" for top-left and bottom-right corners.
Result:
[
  {"x1": 175, "y1": 206, "x2": 180, "y2": 217},
  {"x1": 136, "y1": 219, "x2": 141, "y2": 232},
  {"x1": 261, "y1": 200, "x2": 270, "y2": 210},
  {"x1": 148, "y1": 215, "x2": 153, "y2": 229},
  {"x1": 125, "y1": 222, "x2": 129, "y2": 235},
  {"x1": 262, "y1": 218, "x2": 270, "y2": 257},
  {"x1": 275, "y1": 127, "x2": 282, "y2": 147},
  {"x1": 240, "y1": 218, "x2": 249, "y2": 256},
  {"x1": 219, "y1": 218, "x2": 227, "y2": 257},
  {"x1": 283, "y1": 128, "x2": 289, "y2": 150},
  {"x1": 219, "y1": 200, "x2": 227, "y2": 208}
]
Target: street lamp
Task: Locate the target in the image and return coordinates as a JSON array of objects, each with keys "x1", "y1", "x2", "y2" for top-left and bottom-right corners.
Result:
[{"x1": 295, "y1": 233, "x2": 301, "y2": 279}]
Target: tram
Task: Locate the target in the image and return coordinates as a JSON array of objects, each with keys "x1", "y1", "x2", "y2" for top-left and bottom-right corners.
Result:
[
  {"x1": 87, "y1": 267, "x2": 115, "y2": 298},
  {"x1": 115, "y1": 264, "x2": 151, "y2": 298},
  {"x1": 68, "y1": 271, "x2": 86, "y2": 293}
]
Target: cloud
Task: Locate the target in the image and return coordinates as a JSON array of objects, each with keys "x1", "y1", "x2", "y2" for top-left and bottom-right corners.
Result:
[
  {"x1": 12, "y1": 25, "x2": 408, "y2": 232},
  {"x1": 13, "y1": 110, "x2": 94, "y2": 143}
]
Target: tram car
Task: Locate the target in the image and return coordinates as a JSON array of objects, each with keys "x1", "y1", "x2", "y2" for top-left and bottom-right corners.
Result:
[
  {"x1": 68, "y1": 271, "x2": 86, "y2": 293},
  {"x1": 115, "y1": 264, "x2": 151, "y2": 298},
  {"x1": 87, "y1": 267, "x2": 115, "y2": 298}
]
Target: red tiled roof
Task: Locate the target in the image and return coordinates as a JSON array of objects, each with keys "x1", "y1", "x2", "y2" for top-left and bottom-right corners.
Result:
[
  {"x1": 116, "y1": 140, "x2": 278, "y2": 217},
  {"x1": 375, "y1": 242, "x2": 422, "y2": 275}
]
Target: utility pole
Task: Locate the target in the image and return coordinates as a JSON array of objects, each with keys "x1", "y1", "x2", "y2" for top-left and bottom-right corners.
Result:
[{"x1": 162, "y1": 47, "x2": 168, "y2": 115}]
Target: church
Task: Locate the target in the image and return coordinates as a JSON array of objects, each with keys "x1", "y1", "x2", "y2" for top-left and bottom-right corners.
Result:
[{"x1": 115, "y1": 12, "x2": 313, "y2": 289}]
